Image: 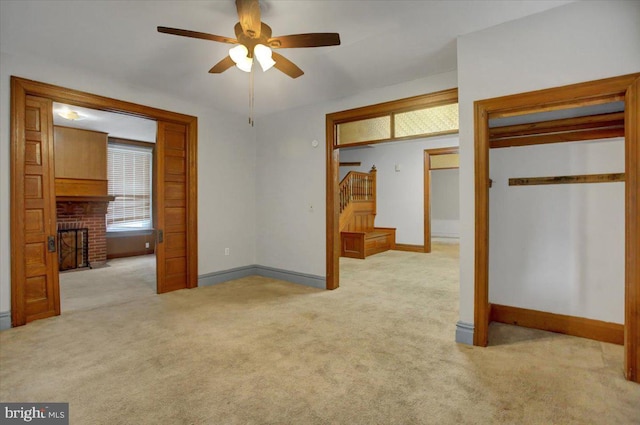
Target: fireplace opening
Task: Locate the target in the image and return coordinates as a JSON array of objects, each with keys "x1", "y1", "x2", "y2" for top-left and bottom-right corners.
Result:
[{"x1": 58, "y1": 228, "x2": 90, "y2": 271}]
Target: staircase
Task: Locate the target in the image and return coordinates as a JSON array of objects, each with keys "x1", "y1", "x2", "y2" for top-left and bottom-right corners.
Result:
[{"x1": 339, "y1": 166, "x2": 396, "y2": 259}]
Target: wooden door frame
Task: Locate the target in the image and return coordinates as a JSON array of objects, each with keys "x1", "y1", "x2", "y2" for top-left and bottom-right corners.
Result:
[
  {"x1": 326, "y1": 88, "x2": 459, "y2": 290},
  {"x1": 423, "y1": 147, "x2": 459, "y2": 253},
  {"x1": 10, "y1": 76, "x2": 198, "y2": 326},
  {"x1": 473, "y1": 73, "x2": 640, "y2": 383}
]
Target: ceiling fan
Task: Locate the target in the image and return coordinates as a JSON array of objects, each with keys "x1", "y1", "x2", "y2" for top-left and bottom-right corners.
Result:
[{"x1": 157, "y1": 0, "x2": 341, "y2": 79}]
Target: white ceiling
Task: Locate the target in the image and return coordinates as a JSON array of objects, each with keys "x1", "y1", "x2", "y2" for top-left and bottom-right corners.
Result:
[
  {"x1": 53, "y1": 102, "x2": 157, "y2": 142},
  {"x1": 1, "y1": 0, "x2": 574, "y2": 120}
]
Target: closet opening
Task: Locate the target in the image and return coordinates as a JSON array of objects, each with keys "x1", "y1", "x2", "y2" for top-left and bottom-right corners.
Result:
[{"x1": 473, "y1": 73, "x2": 640, "y2": 383}]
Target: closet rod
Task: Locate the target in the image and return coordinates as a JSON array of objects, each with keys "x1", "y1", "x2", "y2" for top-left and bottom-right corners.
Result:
[{"x1": 509, "y1": 173, "x2": 625, "y2": 186}]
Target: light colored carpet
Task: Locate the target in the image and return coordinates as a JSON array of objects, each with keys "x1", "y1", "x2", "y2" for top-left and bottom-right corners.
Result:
[
  {"x1": 59, "y1": 255, "x2": 156, "y2": 312},
  {"x1": 1, "y1": 244, "x2": 638, "y2": 424}
]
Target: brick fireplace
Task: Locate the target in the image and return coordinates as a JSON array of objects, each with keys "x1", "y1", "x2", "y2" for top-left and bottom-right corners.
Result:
[
  {"x1": 56, "y1": 198, "x2": 112, "y2": 266},
  {"x1": 52, "y1": 126, "x2": 115, "y2": 269}
]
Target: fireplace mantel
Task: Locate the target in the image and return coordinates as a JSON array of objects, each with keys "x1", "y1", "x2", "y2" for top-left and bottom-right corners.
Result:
[{"x1": 56, "y1": 195, "x2": 115, "y2": 214}]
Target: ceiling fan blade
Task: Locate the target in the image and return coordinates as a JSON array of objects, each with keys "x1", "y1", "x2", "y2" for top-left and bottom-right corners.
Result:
[
  {"x1": 157, "y1": 26, "x2": 237, "y2": 44},
  {"x1": 236, "y1": 0, "x2": 261, "y2": 39},
  {"x1": 271, "y1": 52, "x2": 304, "y2": 79},
  {"x1": 268, "y1": 33, "x2": 341, "y2": 49},
  {"x1": 209, "y1": 56, "x2": 235, "y2": 74}
]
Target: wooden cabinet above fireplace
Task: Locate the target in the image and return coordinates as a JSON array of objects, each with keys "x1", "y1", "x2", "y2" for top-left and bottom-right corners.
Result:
[{"x1": 54, "y1": 125, "x2": 109, "y2": 197}]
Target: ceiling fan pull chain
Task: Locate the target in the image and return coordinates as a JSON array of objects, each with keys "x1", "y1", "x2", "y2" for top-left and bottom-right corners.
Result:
[{"x1": 249, "y1": 66, "x2": 255, "y2": 127}]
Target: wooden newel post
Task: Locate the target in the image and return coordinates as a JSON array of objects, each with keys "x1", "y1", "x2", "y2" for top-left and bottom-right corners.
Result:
[{"x1": 370, "y1": 165, "x2": 377, "y2": 214}]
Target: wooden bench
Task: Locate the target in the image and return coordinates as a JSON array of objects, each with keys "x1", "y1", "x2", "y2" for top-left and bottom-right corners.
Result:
[{"x1": 340, "y1": 227, "x2": 396, "y2": 259}]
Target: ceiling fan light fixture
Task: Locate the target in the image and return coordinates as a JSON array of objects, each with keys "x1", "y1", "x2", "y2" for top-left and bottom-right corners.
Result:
[
  {"x1": 254, "y1": 44, "x2": 275, "y2": 72},
  {"x1": 229, "y1": 44, "x2": 253, "y2": 72},
  {"x1": 56, "y1": 108, "x2": 85, "y2": 121},
  {"x1": 229, "y1": 44, "x2": 248, "y2": 63},
  {"x1": 236, "y1": 56, "x2": 254, "y2": 72}
]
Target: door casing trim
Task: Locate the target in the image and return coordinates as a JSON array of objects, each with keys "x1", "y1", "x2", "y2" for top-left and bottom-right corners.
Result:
[
  {"x1": 423, "y1": 147, "x2": 459, "y2": 253},
  {"x1": 473, "y1": 72, "x2": 640, "y2": 383},
  {"x1": 326, "y1": 88, "x2": 459, "y2": 290},
  {"x1": 10, "y1": 76, "x2": 198, "y2": 326}
]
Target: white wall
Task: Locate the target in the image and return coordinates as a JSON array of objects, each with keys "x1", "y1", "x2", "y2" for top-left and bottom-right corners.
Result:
[
  {"x1": 339, "y1": 135, "x2": 459, "y2": 245},
  {"x1": 255, "y1": 71, "x2": 458, "y2": 275},
  {"x1": 489, "y1": 139, "x2": 624, "y2": 323},
  {"x1": 431, "y1": 168, "x2": 459, "y2": 239},
  {"x1": 457, "y1": 1, "x2": 640, "y2": 325},
  {"x1": 0, "y1": 51, "x2": 257, "y2": 312}
]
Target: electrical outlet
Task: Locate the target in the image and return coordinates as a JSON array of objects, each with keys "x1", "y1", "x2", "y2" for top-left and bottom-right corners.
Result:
[
  {"x1": 145, "y1": 242, "x2": 150, "y2": 249},
  {"x1": 225, "y1": 248, "x2": 230, "y2": 256}
]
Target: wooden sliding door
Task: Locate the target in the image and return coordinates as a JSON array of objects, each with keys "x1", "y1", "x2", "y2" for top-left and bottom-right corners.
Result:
[
  {"x1": 156, "y1": 122, "x2": 196, "y2": 293},
  {"x1": 11, "y1": 90, "x2": 60, "y2": 325}
]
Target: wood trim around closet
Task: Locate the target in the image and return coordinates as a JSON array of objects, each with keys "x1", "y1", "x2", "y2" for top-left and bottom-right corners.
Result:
[
  {"x1": 490, "y1": 303, "x2": 624, "y2": 345},
  {"x1": 473, "y1": 72, "x2": 640, "y2": 383},
  {"x1": 624, "y1": 76, "x2": 640, "y2": 382}
]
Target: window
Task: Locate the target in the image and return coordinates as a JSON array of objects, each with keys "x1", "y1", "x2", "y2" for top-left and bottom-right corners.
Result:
[
  {"x1": 336, "y1": 103, "x2": 459, "y2": 145},
  {"x1": 107, "y1": 143, "x2": 153, "y2": 231},
  {"x1": 394, "y1": 103, "x2": 459, "y2": 138},
  {"x1": 337, "y1": 116, "x2": 391, "y2": 145},
  {"x1": 334, "y1": 89, "x2": 459, "y2": 146}
]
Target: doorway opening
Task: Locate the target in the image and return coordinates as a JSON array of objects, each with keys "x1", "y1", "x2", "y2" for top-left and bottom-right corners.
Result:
[
  {"x1": 326, "y1": 88, "x2": 459, "y2": 290},
  {"x1": 423, "y1": 147, "x2": 459, "y2": 253},
  {"x1": 52, "y1": 102, "x2": 159, "y2": 313},
  {"x1": 10, "y1": 76, "x2": 198, "y2": 327},
  {"x1": 338, "y1": 138, "x2": 459, "y2": 258}
]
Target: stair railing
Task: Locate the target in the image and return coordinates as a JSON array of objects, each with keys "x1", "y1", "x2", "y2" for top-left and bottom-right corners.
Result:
[{"x1": 339, "y1": 166, "x2": 377, "y2": 214}]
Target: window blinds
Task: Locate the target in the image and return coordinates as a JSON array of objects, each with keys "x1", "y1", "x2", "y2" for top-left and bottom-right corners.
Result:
[{"x1": 106, "y1": 144, "x2": 153, "y2": 231}]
